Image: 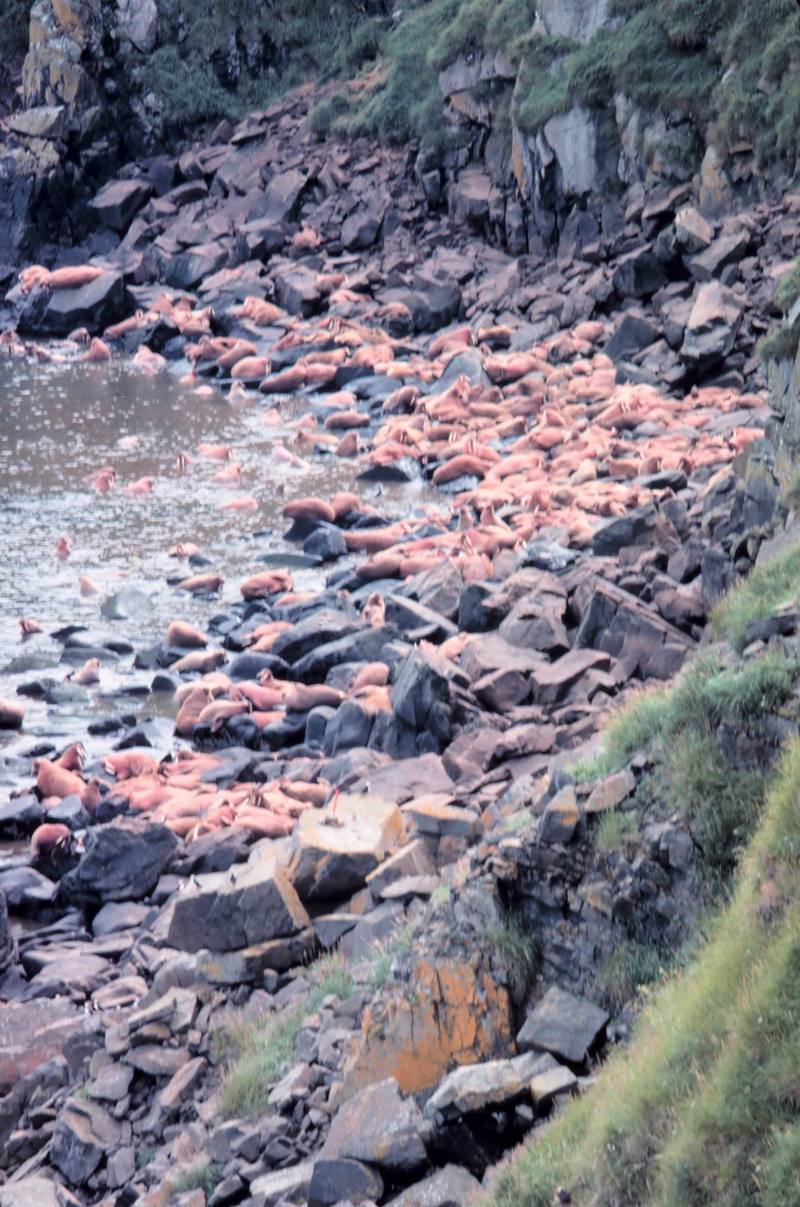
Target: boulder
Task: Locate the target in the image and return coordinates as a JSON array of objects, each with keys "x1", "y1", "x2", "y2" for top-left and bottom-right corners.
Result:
[
  {"x1": 530, "y1": 649, "x2": 612, "y2": 706},
  {"x1": 424, "y1": 1050, "x2": 556, "y2": 1120},
  {"x1": 289, "y1": 795, "x2": 405, "y2": 901},
  {"x1": 250, "y1": 1160, "x2": 314, "y2": 1206},
  {"x1": 0, "y1": 1180, "x2": 82, "y2": 1207},
  {"x1": 59, "y1": 818, "x2": 178, "y2": 904},
  {"x1": 680, "y1": 281, "x2": 743, "y2": 369},
  {"x1": 116, "y1": 0, "x2": 158, "y2": 52},
  {"x1": 308, "y1": 1158, "x2": 383, "y2": 1207},
  {"x1": 516, "y1": 986, "x2": 609, "y2": 1064},
  {"x1": 321, "y1": 1077, "x2": 427, "y2": 1173},
  {"x1": 167, "y1": 857, "x2": 309, "y2": 952},
  {"x1": 89, "y1": 178, "x2": 151, "y2": 232},
  {"x1": 17, "y1": 271, "x2": 129, "y2": 336},
  {"x1": 389, "y1": 1164, "x2": 482, "y2": 1207},
  {"x1": 341, "y1": 203, "x2": 383, "y2": 250},
  {"x1": 50, "y1": 1098, "x2": 123, "y2": 1185}
]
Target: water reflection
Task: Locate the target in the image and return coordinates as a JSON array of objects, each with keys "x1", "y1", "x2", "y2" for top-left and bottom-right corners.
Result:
[{"x1": 0, "y1": 356, "x2": 427, "y2": 749}]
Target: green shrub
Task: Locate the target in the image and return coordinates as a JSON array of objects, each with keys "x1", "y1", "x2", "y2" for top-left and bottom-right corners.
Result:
[
  {"x1": 711, "y1": 542, "x2": 800, "y2": 650},
  {"x1": 596, "y1": 940, "x2": 668, "y2": 1013},
  {"x1": 667, "y1": 731, "x2": 765, "y2": 883},
  {"x1": 489, "y1": 912, "x2": 539, "y2": 1002},
  {"x1": 594, "y1": 808, "x2": 639, "y2": 854},
  {"x1": 168, "y1": 1160, "x2": 221, "y2": 1197},
  {"x1": 220, "y1": 950, "x2": 355, "y2": 1118}
]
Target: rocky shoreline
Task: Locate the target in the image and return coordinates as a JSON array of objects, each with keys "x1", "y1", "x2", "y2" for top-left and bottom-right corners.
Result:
[{"x1": 0, "y1": 61, "x2": 797, "y2": 1207}]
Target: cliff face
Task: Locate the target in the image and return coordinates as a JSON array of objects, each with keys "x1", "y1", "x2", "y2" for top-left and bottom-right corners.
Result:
[{"x1": 1, "y1": 0, "x2": 798, "y2": 271}]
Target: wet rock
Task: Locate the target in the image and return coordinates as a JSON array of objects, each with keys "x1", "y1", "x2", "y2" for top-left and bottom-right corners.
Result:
[
  {"x1": 424, "y1": 1050, "x2": 556, "y2": 1121},
  {"x1": 389, "y1": 1163, "x2": 482, "y2": 1207},
  {"x1": 0, "y1": 794, "x2": 45, "y2": 836},
  {"x1": 290, "y1": 795, "x2": 405, "y2": 901},
  {"x1": 50, "y1": 1097, "x2": 123, "y2": 1186},
  {"x1": 0, "y1": 866, "x2": 57, "y2": 911},
  {"x1": 17, "y1": 271, "x2": 129, "y2": 337},
  {"x1": 516, "y1": 986, "x2": 609, "y2": 1064},
  {"x1": 322, "y1": 1076, "x2": 427, "y2": 1173},
  {"x1": 167, "y1": 857, "x2": 309, "y2": 952},
  {"x1": 308, "y1": 1157, "x2": 384, "y2": 1207},
  {"x1": 59, "y1": 818, "x2": 178, "y2": 904}
]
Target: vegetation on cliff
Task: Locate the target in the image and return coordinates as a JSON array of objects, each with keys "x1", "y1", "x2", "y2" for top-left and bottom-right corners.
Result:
[{"x1": 490, "y1": 561, "x2": 800, "y2": 1205}]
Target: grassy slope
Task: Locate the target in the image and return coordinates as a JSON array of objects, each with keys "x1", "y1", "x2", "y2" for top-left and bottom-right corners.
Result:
[
  {"x1": 125, "y1": 0, "x2": 800, "y2": 167},
  {"x1": 489, "y1": 559, "x2": 800, "y2": 1206},
  {"x1": 490, "y1": 735, "x2": 800, "y2": 1207}
]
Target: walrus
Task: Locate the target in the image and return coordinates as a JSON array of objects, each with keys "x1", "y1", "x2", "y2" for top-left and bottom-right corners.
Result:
[
  {"x1": 0, "y1": 698, "x2": 24, "y2": 730},
  {"x1": 166, "y1": 621, "x2": 207, "y2": 649}
]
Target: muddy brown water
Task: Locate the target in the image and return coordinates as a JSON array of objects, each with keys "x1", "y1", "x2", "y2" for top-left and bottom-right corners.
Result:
[{"x1": 0, "y1": 353, "x2": 428, "y2": 765}]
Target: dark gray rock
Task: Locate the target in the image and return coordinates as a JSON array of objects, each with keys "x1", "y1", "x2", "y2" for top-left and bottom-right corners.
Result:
[
  {"x1": 17, "y1": 271, "x2": 129, "y2": 337},
  {"x1": 308, "y1": 1157, "x2": 383, "y2": 1207},
  {"x1": 89, "y1": 179, "x2": 152, "y2": 232},
  {"x1": 516, "y1": 986, "x2": 609, "y2": 1064},
  {"x1": 167, "y1": 859, "x2": 309, "y2": 952},
  {"x1": 50, "y1": 1098, "x2": 123, "y2": 1186},
  {"x1": 59, "y1": 819, "x2": 178, "y2": 904}
]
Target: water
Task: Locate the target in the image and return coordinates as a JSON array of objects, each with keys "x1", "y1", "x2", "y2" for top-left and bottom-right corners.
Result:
[{"x1": 0, "y1": 352, "x2": 426, "y2": 758}]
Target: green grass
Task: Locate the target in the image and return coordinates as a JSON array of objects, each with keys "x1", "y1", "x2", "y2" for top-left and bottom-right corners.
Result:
[
  {"x1": 574, "y1": 652, "x2": 796, "y2": 886},
  {"x1": 596, "y1": 939, "x2": 670, "y2": 1013},
  {"x1": 219, "y1": 951, "x2": 355, "y2": 1119},
  {"x1": 759, "y1": 259, "x2": 800, "y2": 363},
  {"x1": 366, "y1": 916, "x2": 420, "y2": 991},
  {"x1": 489, "y1": 912, "x2": 539, "y2": 1004},
  {"x1": 168, "y1": 1160, "x2": 221, "y2": 1198},
  {"x1": 711, "y1": 541, "x2": 800, "y2": 650},
  {"x1": 489, "y1": 737, "x2": 800, "y2": 1207},
  {"x1": 594, "y1": 807, "x2": 639, "y2": 854}
]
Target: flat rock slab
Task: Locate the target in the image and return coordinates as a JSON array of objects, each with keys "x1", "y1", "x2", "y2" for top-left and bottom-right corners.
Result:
[
  {"x1": 530, "y1": 649, "x2": 612, "y2": 706},
  {"x1": 167, "y1": 858, "x2": 309, "y2": 953},
  {"x1": 250, "y1": 1159, "x2": 314, "y2": 1206},
  {"x1": 584, "y1": 768, "x2": 636, "y2": 814},
  {"x1": 321, "y1": 1076, "x2": 427, "y2": 1174},
  {"x1": 389, "y1": 1163, "x2": 482, "y2": 1206},
  {"x1": 0, "y1": 998, "x2": 87, "y2": 1095},
  {"x1": 424, "y1": 1051, "x2": 556, "y2": 1120},
  {"x1": 289, "y1": 794, "x2": 405, "y2": 902},
  {"x1": 516, "y1": 986, "x2": 609, "y2": 1064},
  {"x1": 0, "y1": 1179, "x2": 82, "y2": 1207},
  {"x1": 402, "y1": 795, "x2": 481, "y2": 839}
]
